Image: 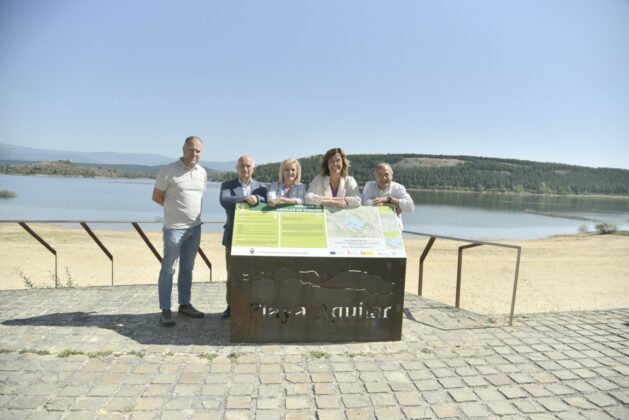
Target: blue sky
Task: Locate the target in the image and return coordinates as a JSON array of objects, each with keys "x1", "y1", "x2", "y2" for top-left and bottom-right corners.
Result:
[{"x1": 1, "y1": 0, "x2": 628, "y2": 168}]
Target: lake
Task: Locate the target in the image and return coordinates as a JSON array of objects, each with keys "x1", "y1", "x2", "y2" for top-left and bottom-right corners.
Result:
[{"x1": 1, "y1": 175, "x2": 628, "y2": 240}]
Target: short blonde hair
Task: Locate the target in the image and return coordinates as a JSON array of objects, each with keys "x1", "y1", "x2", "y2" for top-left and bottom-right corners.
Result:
[{"x1": 279, "y1": 158, "x2": 302, "y2": 184}]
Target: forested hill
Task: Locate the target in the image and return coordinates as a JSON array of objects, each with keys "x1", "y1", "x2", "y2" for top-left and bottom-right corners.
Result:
[
  {"x1": 3, "y1": 156, "x2": 628, "y2": 196},
  {"x1": 0, "y1": 160, "x2": 225, "y2": 181},
  {"x1": 251, "y1": 154, "x2": 629, "y2": 196}
]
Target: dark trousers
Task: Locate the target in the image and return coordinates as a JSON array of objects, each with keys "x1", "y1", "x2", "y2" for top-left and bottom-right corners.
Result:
[{"x1": 224, "y1": 246, "x2": 231, "y2": 305}]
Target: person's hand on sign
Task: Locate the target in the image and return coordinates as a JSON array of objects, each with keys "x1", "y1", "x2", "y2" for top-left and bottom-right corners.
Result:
[{"x1": 245, "y1": 195, "x2": 258, "y2": 206}]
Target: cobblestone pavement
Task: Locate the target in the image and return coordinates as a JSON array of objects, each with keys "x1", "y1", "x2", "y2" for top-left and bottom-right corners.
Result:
[{"x1": 0, "y1": 283, "x2": 627, "y2": 419}]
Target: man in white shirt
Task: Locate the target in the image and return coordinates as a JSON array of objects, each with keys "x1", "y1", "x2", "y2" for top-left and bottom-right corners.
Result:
[
  {"x1": 362, "y1": 162, "x2": 415, "y2": 230},
  {"x1": 152, "y1": 136, "x2": 207, "y2": 327}
]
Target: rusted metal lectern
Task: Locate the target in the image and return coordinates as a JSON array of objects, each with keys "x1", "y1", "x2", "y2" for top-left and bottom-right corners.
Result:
[{"x1": 228, "y1": 204, "x2": 406, "y2": 343}]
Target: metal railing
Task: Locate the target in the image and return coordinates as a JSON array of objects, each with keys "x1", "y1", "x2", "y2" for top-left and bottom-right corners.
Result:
[
  {"x1": 403, "y1": 230, "x2": 522, "y2": 326},
  {"x1": 1, "y1": 220, "x2": 224, "y2": 285},
  {"x1": 2, "y1": 220, "x2": 521, "y2": 325}
]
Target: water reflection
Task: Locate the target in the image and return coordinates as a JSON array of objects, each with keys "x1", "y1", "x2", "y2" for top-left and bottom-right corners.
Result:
[
  {"x1": 409, "y1": 190, "x2": 629, "y2": 215},
  {"x1": 404, "y1": 190, "x2": 629, "y2": 239},
  {"x1": 1, "y1": 175, "x2": 628, "y2": 239}
]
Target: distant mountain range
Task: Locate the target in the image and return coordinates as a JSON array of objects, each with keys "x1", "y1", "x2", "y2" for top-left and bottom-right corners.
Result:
[{"x1": 0, "y1": 142, "x2": 235, "y2": 171}]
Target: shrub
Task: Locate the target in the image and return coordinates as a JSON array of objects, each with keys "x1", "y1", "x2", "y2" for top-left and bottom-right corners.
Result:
[
  {"x1": 595, "y1": 223, "x2": 617, "y2": 234},
  {"x1": 0, "y1": 189, "x2": 17, "y2": 198}
]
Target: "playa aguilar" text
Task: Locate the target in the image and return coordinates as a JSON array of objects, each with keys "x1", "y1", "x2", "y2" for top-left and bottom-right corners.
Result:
[{"x1": 249, "y1": 302, "x2": 392, "y2": 323}]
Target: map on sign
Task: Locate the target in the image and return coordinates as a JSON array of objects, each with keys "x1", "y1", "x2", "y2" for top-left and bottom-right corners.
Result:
[
  {"x1": 231, "y1": 204, "x2": 405, "y2": 258},
  {"x1": 325, "y1": 206, "x2": 381, "y2": 238}
]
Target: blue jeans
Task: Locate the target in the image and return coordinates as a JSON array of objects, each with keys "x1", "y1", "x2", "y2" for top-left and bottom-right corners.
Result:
[{"x1": 158, "y1": 224, "x2": 201, "y2": 310}]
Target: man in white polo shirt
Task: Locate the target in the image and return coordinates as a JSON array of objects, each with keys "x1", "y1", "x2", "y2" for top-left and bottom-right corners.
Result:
[{"x1": 152, "y1": 136, "x2": 207, "y2": 327}]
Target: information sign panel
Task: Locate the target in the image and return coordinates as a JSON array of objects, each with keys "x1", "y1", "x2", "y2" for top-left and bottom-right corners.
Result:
[
  {"x1": 231, "y1": 204, "x2": 406, "y2": 258},
  {"x1": 229, "y1": 204, "x2": 407, "y2": 343}
]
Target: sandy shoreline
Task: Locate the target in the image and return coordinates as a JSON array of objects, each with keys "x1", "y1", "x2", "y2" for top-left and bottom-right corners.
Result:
[{"x1": 1, "y1": 223, "x2": 627, "y2": 315}]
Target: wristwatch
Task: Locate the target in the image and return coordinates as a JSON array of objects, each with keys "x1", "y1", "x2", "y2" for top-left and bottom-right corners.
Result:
[{"x1": 386, "y1": 196, "x2": 392, "y2": 203}]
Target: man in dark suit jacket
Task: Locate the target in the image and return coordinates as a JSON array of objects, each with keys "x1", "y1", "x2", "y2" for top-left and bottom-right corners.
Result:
[{"x1": 219, "y1": 155, "x2": 267, "y2": 319}]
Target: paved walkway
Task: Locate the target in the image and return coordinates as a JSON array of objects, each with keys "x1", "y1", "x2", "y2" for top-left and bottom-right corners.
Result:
[{"x1": 0, "y1": 283, "x2": 627, "y2": 419}]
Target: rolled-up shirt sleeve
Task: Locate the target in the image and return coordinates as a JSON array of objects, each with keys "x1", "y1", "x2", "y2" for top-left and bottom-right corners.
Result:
[
  {"x1": 361, "y1": 181, "x2": 377, "y2": 206},
  {"x1": 394, "y1": 183, "x2": 414, "y2": 213}
]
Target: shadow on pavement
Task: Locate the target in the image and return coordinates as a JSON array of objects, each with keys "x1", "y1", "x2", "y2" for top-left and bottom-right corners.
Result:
[
  {"x1": 403, "y1": 294, "x2": 510, "y2": 330},
  {"x1": 2, "y1": 311, "x2": 230, "y2": 346}
]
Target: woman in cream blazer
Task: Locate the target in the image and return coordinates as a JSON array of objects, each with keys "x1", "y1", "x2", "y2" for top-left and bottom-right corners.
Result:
[{"x1": 304, "y1": 147, "x2": 361, "y2": 207}]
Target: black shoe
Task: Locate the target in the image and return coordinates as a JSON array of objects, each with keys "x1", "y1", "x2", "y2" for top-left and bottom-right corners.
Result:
[
  {"x1": 221, "y1": 306, "x2": 230, "y2": 319},
  {"x1": 178, "y1": 304, "x2": 204, "y2": 318},
  {"x1": 160, "y1": 309, "x2": 175, "y2": 327}
]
